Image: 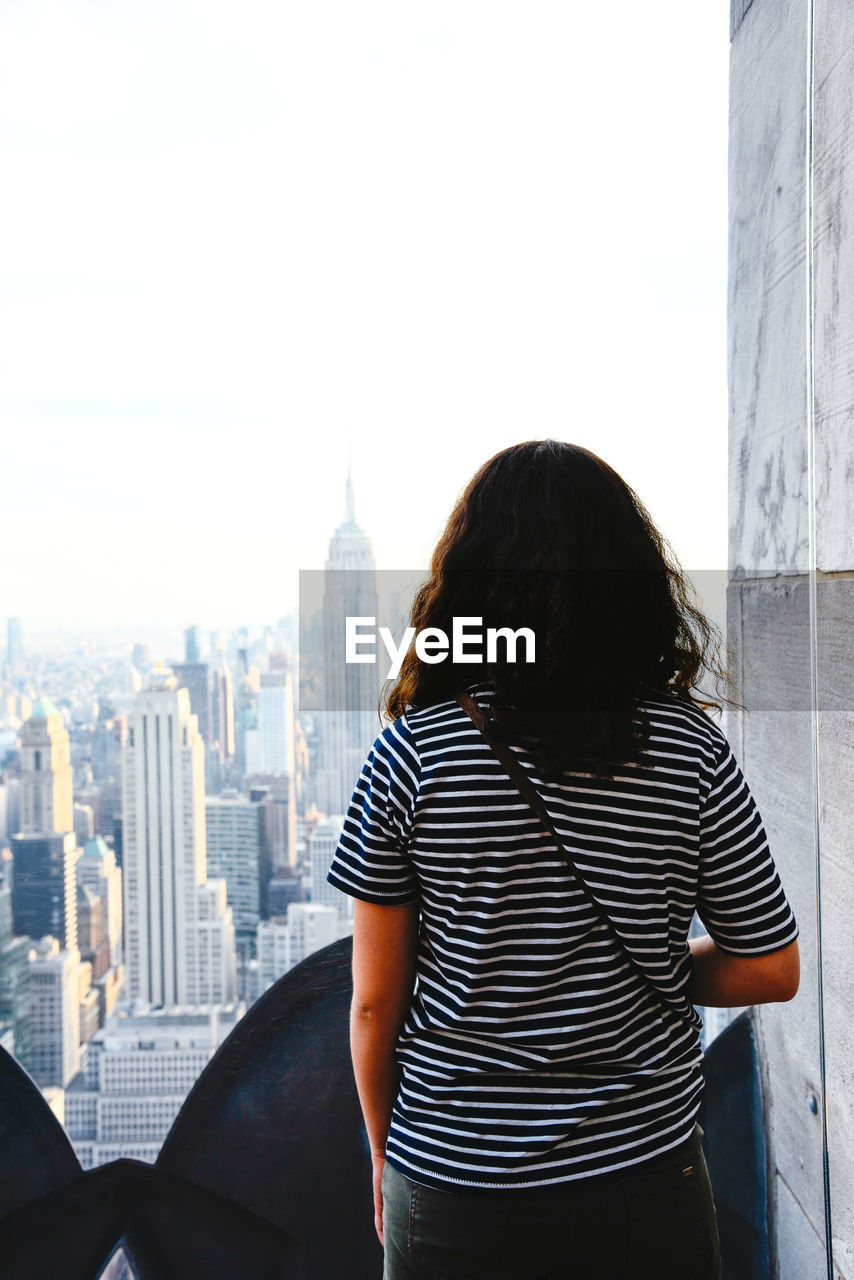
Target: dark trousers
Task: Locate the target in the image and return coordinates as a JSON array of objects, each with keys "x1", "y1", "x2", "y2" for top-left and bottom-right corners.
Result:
[{"x1": 381, "y1": 1124, "x2": 721, "y2": 1280}]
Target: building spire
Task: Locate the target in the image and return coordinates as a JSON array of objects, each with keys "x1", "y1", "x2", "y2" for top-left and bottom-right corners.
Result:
[{"x1": 344, "y1": 456, "x2": 356, "y2": 526}]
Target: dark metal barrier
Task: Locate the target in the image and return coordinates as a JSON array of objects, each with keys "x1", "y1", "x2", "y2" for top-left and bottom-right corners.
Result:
[
  {"x1": 0, "y1": 940, "x2": 768, "y2": 1279},
  {"x1": 0, "y1": 937, "x2": 381, "y2": 1280},
  {"x1": 699, "y1": 1010, "x2": 770, "y2": 1280}
]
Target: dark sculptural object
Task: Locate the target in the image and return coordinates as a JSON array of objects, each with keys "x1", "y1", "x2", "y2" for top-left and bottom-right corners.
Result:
[
  {"x1": 699, "y1": 1011, "x2": 771, "y2": 1280},
  {"x1": 0, "y1": 937, "x2": 766, "y2": 1280},
  {"x1": 0, "y1": 936, "x2": 382, "y2": 1280}
]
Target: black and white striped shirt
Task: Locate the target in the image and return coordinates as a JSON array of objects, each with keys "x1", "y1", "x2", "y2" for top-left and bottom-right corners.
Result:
[{"x1": 327, "y1": 682, "x2": 799, "y2": 1190}]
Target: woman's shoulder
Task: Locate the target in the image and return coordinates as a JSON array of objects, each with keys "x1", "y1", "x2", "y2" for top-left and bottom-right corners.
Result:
[
  {"x1": 392, "y1": 692, "x2": 473, "y2": 737},
  {"x1": 636, "y1": 688, "x2": 729, "y2": 764},
  {"x1": 393, "y1": 680, "x2": 493, "y2": 734}
]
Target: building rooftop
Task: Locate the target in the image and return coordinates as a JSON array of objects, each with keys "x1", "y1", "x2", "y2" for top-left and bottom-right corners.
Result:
[
  {"x1": 28, "y1": 696, "x2": 60, "y2": 721},
  {"x1": 81, "y1": 835, "x2": 110, "y2": 860}
]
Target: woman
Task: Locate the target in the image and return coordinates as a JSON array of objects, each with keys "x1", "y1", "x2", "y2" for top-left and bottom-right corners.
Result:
[{"x1": 327, "y1": 440, "x2": 800, "y2": 1280}]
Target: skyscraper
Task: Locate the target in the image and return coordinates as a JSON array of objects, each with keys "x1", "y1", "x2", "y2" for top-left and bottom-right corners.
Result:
[
  {"x1": 27, "y1": 936, "x2": 80, "y2": 1088},
  {"x1": 6, "y1": 617, "x2": 23, "y2": 669},
  {"x1": 242, "y1": 772, "x2": 295, "y2": 871},
  {"x1": 309, "y1": 816, "x2": 349, "y2": 915},
  {"x1": 77, "y1": 836, "x2": 123, "y2": 967},
  {"x1": 205, "y1": 789, "x2": 271, "y2": 944},
  {"x1": 122, "y1": 675, "x2": 236, "y2": 1006},
  {"x1": 11, "y1": 698, "x2": 79, "y2": 952},
  {"x1": 171, "y1": 662, "x2": 211, "y2": 742},
  {"x1": 196, "y1": 880, "x2": 237, "y2": 1006},
  {"x1": 0, "y1": 886, "x2": 31, "y2": 1069},
  {"x1": 210, "y1": 652, "x2": 235, "y2": 765},
  {"x1": 257, "y1": 665, "x2": 294, "y2": 776},
  {"x1": 19, "y1": 697, "x2": 73, "y2": 836},
  {"x1": 184, "y1": 624, "x2": 202, "y2": 665},
  {"x1": 317, "y1": 467, "x2": 382, "y2": 814}
]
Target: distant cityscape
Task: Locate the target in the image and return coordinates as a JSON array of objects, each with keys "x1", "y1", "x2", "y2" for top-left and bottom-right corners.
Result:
[{"x1": 0, "y1": 471, "x2": 387, "y2": 1169}]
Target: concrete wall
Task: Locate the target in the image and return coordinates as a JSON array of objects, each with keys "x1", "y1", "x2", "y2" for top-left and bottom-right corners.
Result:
[
  {"x1": 729, "y1": 0, "x2": 853, "y2": 1276},
  {"x1": 813, "y1": 1, "x2": 854, "y2": 1272}
]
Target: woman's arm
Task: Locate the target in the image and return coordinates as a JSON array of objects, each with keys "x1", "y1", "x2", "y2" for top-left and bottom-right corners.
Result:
[
  {"x1": 350, "y1": 897, "x2": 419, "y2": 1246},
  {"x1": 687, "y1": 934, "x2": 800, "y2": 1007}
]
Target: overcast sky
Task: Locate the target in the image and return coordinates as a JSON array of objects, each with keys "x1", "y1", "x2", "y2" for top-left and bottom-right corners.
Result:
[{"x1": 0, "y1": 1, "x2": 729, "y2": 631}]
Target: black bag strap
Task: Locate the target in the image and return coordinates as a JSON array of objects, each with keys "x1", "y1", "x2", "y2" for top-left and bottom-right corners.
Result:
[{"x1": 456, "y1": 690, "x2": 700, "y2": 1033}]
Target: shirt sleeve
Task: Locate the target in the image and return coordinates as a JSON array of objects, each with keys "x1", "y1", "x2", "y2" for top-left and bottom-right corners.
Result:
[
  {"x1": 326, "y1": 716, "x2": 421, "y2": 905},
  {"x1": 696, "y1": 726, "x2": 799, "y2": 956}
]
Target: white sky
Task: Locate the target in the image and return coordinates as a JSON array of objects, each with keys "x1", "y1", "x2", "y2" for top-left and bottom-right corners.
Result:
[{"x1": 0, "y1": 1, "x2": 729, "y2": 631}]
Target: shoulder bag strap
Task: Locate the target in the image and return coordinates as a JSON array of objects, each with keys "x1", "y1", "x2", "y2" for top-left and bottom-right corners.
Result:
[{"x1": 456, "y1": 690, "x2": 700, "y2": 1032}]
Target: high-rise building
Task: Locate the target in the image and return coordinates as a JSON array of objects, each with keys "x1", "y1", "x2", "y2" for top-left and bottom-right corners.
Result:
[
  {"x1": 90, "y1": 715, "x2": 126, "y2": 853},
  {"x1": 131, "y1": 643, "x2": 150, "y2": 672},
  {"x1": 309, "y1": 816, "x2": 350, "y2": 914},
  {"x1": 122, "y1": 676, "x2": 236, "y2": 1006},
  {"x1": 205, "y1": 790, "x2": 271, "y2": 945},
  {"x1": 27, "y1": 936, "x2": 80, "y2": 1088},
  {"x1": 77, "y1": 836, "x2": 123, "y2": 967},
  {"x1": 123, "y1": 676, "x2": 204, "y2": 1004},
  {"x1": 0, "y1": 886, "x2": 31, "y2": 1068},
  {"x1": 73, "y1": 803, "x2": 95, "y2": 846},
  {"x1": 243, "y1": 772, "x2": 296, "y2": 871},
  {"x1": 5, "y1": 778, "x2": 20, "y2": 845},
  {"x1": 184, "y1": 624, "x2": 202, "y2": 665},
  {"x1": 195, "y1": 880, "x2": 237, "y2": 1005},
  {"x1": 210, "y1": 651, "x2": 235, "y2": 765},
  {"x1": 92, "y1": 715, "x2": 127, "y2": 785},
  {"x1": 94, "y1": 965, "x2": 124, "y2": 1025},
  {"x1": 317, "y1": 468, "x2": 382, "y2": 815},
  {"x1": 256, "y1": 903, "x2": 338, "y2": 995},
  {"x1": 6, "y1": 617, "x2": 23, "y2": 670},
  {"x1": 267, "y1": 868, "x2": 302, "y2": 918},
  {"x1": 19, "y1": 697, "x2": 73, "y2": 836},
  {"x1": 258, "y1": 664, "x2": 295, "y2": 776},
  {"x1": 77, "y1": 884, "x2": 109, "y2": 981},
  {"x1": 77, "y1": 957, "x2": 100, "y2": 1046},
  {"x1": 9, "y1": 833, "x2": 79, "y2": 950},
  {"x1": 0, "y1": 777, "x2": 14, "y2": 847},
  {"x1": 239, "y1": 702, "x2": 260, "y2": 781},
  {"x1": 171, "y1": 662, "x2": 211, "y2": 741},
  {"x1": 11, "y1": 698, "x2": 79, "y2": 951},
  {"x1": 73, "y1": 783, "x2": 101, "y2": 832},
  {"x1": 235, "y1": 660, "x2": 260, "y2": 783},
  {"x1": 243, "y1": 659, "x2": 298, "y2": 868}
]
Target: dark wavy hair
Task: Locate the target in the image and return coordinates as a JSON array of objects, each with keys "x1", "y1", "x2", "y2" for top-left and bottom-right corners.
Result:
[{"x1": 383, "y1": 440, "x2": 738, "y2": 781}]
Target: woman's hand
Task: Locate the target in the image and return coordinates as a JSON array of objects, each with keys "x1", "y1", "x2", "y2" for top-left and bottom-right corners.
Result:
[{"x1": 372, "y1": 1152, "x2": 386, "y2": 1245}]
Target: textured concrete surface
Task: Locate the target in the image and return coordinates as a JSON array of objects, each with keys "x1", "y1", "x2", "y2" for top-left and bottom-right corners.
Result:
[
  {"x1": 727, "y1": 0, "x2": 854, "y2": 1274},
  {"x1": 730, "y1": 0, "x2": 757, "y2": 42},
  {"x1": 814, "y1": 2, "x2": 854, "y2": 574},
  {"x1": 775, "y1": 1172, "x2": 831, "y2": 1280},
  {"x1": 811, "y1": 3, "x2": 854, "y2": 1258},
  {"x1": 728, "y1": 0, "x2": 809, "y2": 576},
  {"x1": 816, "y1": 578, "x2": 854, "y2": 1279},
  {"x1": 725, "y1": 578, "x2": 827, "y2": 1265}
]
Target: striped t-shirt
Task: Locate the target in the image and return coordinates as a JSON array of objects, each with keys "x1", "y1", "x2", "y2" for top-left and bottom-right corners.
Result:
[{"x1": 327, "y1": 682, "x2": 799, "y2": 1190}]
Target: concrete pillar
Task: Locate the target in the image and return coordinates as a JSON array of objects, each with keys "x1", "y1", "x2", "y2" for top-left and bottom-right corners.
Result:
[{"x1": 729, "y1": 0, "x2": 853, "y2": 1274}]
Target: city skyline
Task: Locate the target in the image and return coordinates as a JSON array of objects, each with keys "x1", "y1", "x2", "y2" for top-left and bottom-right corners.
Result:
[{"x1": 0, "y1": 490, "x2": 365, "y2": 1167}]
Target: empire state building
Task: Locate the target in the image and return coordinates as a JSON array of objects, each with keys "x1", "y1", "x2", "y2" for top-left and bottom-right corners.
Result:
[{"x1": 316, "y1": 467, "x2": 382, "y2": 815}]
